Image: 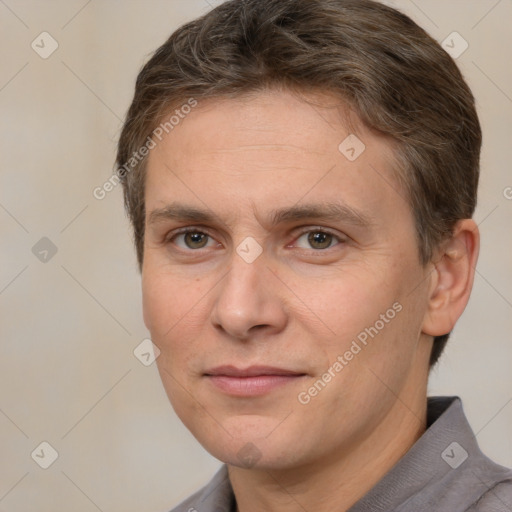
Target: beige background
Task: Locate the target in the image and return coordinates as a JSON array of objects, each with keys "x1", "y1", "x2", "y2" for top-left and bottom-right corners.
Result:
[{"x1": 0, "y1": 1, "x2": 511, "y2": 511}]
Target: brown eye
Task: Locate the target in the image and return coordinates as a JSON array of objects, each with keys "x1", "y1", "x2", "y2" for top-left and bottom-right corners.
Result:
[
  {"x1": 183, "y1": 232, "x2": 209, "y2": 249},
  {"x1": 307, "y1": 231, "x2": 334, "y2": 250}
]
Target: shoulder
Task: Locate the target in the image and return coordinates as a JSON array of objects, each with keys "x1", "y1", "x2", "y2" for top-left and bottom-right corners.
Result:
[
  {"x1": 168, "y1": 465, "x2": 233, "y2": 512},
  {"x1": 168, "y1": 491, "x2": 202, "y2": 512},
  {"x1": 467, "y1": 478, "x2": 512, "y2": 512}
]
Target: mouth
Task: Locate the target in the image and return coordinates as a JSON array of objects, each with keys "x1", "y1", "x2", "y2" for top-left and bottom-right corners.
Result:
[{"x1": 204, "y1": 365, "x2": 307, "y2": 397}]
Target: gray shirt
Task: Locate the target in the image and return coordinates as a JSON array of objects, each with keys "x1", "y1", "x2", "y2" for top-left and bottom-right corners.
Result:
[{"x1": 170, "y1": 397, "x2": 512, "y2": 511}]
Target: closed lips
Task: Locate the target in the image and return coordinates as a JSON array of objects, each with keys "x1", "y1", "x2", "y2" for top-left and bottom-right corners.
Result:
[{"x1": 204, "y1": 366, "x2": 306, "y2": 377}]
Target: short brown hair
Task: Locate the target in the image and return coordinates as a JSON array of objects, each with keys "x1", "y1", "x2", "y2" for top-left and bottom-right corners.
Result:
[{"x1": 116, "y1": 0, "x2": 481, "y2": 366}]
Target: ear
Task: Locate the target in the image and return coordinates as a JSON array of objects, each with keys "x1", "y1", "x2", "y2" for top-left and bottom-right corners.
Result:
[{"x1": 422, "y1": 219, "x2": 480, "y2": 337}]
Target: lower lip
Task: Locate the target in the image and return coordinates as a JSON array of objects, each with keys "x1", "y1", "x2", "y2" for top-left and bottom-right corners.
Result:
[{"x1": 206, "y1": 375, "x2": 304, "y2": 396}]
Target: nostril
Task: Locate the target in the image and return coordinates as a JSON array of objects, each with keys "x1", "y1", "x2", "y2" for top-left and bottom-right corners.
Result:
[{"x1": 249, "y1": 324, "x2": 271, "y2": 334}]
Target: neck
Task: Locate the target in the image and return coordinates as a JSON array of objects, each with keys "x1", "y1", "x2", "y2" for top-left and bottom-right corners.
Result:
[{"x1": 228, "y1": 380, "x2": 428, "y2": 512}]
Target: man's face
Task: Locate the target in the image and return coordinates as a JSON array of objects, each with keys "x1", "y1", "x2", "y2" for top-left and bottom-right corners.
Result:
[{"x1": 142, "y1": 90, "x2": 433, "y2": 470}]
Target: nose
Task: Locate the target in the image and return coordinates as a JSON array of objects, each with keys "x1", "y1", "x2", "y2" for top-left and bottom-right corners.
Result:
[{"x1": 210, "y1": 254, "x2": 288, "y2": 340}]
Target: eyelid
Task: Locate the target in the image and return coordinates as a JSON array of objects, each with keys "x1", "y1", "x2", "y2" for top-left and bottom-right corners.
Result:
[
  {"x1": 164, "y1": 225, "x2": 348, "y2": 252},
  {"x1": 288, "y1": 226, "x2": 347, "y2": 246},
  {"x1": 166, "y1": 226, "x2": 220, "y2": 248},
  {"x1": 166, "y1": 225, "x2": 211, "y2": 239}
]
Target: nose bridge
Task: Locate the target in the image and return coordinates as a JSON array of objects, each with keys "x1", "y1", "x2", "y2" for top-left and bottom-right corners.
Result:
[
  {"x1": 219, "y1": 253, "x2": 267, "y2": 314},
  {"x1": 211, "y1": 251, "x2": 286, "y2": 339}
]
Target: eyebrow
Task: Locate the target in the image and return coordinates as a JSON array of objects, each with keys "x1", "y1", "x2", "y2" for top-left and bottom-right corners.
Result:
[
  {"x1": 269, "y1": 203, "x2": 372, "y2": 228},
  {"x1": 147, "y1": 201, "x2": 372, "y2": 229},
  {"x1": 148, "y1": 203, "x2": 218, "y2": 226}
]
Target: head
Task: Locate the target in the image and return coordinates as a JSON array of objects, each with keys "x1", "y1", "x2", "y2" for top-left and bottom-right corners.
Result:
[{"x1": 117, "y1": 0, "x2": 480, "y2": 471}]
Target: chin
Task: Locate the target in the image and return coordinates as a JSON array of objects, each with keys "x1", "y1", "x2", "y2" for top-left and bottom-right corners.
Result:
[{"x1": 190, "y1": 417, "x2": 310, "y2": 470}]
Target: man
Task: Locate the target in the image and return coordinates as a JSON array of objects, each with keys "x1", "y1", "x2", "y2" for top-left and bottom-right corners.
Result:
[{"x1": 116, "y1": 0, "x2": 512, "y2": 510}]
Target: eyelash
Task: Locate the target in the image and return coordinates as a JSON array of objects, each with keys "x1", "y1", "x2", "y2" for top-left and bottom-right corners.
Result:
[
  {"x1": 166, "y1": 226, "x2": 346, "y2": 252},
  {"x1": 167, "y1": 227, "x2": 219, "y2": 250},
  {"x1": 292, "y1": 228, "x2": 345, "y2": 250}
]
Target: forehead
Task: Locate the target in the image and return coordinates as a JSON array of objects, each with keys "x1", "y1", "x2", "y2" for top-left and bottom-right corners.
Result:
[
  {"x1": 153, "y1": 89, "x2": 394, "y2": 162},
  {"x1": 144, "y1": 89, "x2": 406, "y2": 223}
]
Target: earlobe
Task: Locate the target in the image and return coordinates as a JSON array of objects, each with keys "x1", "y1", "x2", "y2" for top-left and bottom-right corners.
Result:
[{"x1": 422, "y1": 219, "x2": 480, "y2": 337}]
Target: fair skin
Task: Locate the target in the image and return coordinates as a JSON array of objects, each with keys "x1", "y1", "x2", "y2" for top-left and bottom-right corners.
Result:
[{"x1": 142, "y1": 89, "x2": 479, "y2": 512}]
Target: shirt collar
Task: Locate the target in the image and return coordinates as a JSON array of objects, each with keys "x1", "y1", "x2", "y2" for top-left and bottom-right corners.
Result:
[
  {"x1": 348, "y1": 396, "x2": 495, "y2": 511},
  {"x1": 187, "y1": 396, "x2": 494, "y2": 512}
]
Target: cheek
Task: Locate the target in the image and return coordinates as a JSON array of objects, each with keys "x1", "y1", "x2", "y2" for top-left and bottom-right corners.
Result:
[
  {"x1": 142, "y1": 266, "x2": 201, "y2": 335},
  {"x1": 289, "y1": 261, "x2": 424, "y2": 382},
  {"x1": 141, "y1": 269, "x2": 168, "y2": 335},
  {"x1": 282, "y1": 264, "x2": 400, "y2": 342},
  {"x1": 142, "y1": 269, "x2": 216, "y2": 380}
]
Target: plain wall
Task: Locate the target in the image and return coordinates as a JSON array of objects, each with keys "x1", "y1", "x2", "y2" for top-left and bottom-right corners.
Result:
[{"x1": 1, "y1": 1, "x2": 511, "y2": 510}]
